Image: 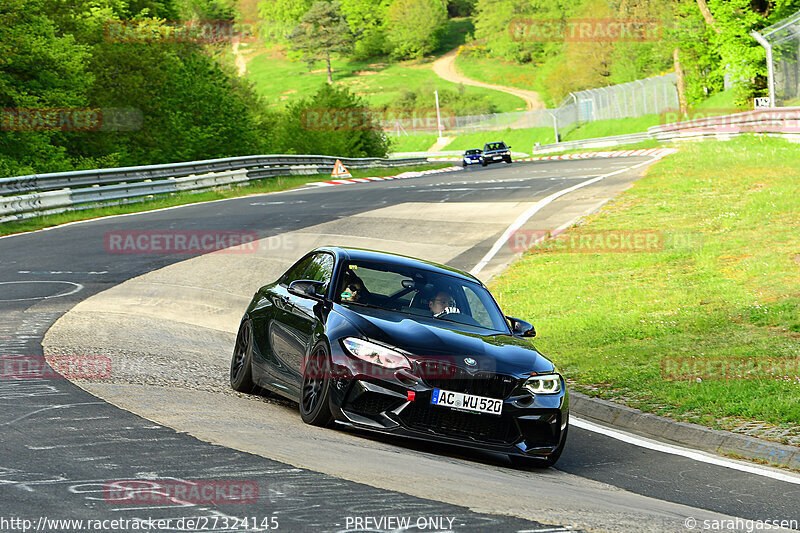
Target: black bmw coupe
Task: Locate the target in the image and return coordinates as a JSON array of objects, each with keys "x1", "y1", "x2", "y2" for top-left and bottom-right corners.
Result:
[{"x1": 230, "y1": 247, "x2": 568, "y2": 467}]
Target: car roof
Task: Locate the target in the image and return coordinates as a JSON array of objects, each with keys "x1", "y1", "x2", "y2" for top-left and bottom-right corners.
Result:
[
  {"x1": 485, "y1": 141, "x2": 505, "y2": 145},
  {"x1": 315, "y1": 246, "x2": 482, "y2": 284}
]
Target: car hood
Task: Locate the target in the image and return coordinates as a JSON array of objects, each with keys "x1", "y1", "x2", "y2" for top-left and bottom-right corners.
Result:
[{"x1": 333, "y1": 304, "x2": 554, "y2": 376}]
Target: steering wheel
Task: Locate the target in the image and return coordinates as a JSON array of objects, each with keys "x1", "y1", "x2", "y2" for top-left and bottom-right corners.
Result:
[{"x1": 436, "y1": 311, "x2": 482, "y2": 327}]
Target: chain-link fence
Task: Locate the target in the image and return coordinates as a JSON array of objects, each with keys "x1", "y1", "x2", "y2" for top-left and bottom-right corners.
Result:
[
  {"x1": 564, "y1": 73, "x2": 678, "y2": 122},
  {"x1": 752, "y1": 10, "x2": 800, "y2": 107},
  {"x1": 385, "y1": 73, "x2": 679, "y2": 137}
]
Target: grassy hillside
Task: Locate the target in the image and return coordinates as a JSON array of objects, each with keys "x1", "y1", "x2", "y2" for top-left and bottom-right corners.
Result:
[
  {"x1": 243, "y1": 47, "x2": 527, "y2": 112},
  {"x1": 454, "y1": 49, "x2": 539, "y2": 94}
]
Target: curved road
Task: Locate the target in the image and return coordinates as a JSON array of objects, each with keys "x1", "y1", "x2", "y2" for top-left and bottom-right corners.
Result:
[
  {"x1": 2, "y1": 159, "x2": 798, "y2": 532},
  {"x1": 431, "y1": 49, "x2": 545, "y2": 111}
]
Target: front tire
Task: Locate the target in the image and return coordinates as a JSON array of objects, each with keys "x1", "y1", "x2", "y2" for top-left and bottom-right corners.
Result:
[
  {"x1": 509, "y1": 426, "x2": 568, "y2": 469},
  {"x1": 481, "y1": 158, "x2": 487, "y2": 167},
  {"x1": 230, "y1": 318, "x2": 256, "y2": 393},
  {"x1": 300, "y1": 342, "x2": 333, "y2": 427}
]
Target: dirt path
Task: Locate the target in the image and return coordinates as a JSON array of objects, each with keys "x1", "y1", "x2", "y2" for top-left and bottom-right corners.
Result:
[{"x1": 431, "y1": 48, "x2": 545, "y2": 111}]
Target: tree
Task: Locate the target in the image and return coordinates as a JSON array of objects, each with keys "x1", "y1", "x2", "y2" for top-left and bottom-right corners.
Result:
[
  {"x1": 0, "y1": 0, "x2": 92, "y2": 175},
  {"x1": 289, "y1": 1, "x2": 354, "y2": 84},
  {"x1": 385, "y1": 0, "x2": 447, "y2": 59},
  {"x1": 258, "y1": 0, "x2": 314, "y2": 42},
  {"x1": 339, "y1": 0, "x2": 391, "y2": 59},
  {"x1": 274, "y1": 84, "x2": 390, "y2": 157}
]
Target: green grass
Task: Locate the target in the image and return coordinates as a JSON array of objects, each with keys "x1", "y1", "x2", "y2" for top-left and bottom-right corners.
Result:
[
  {"x1": 0, "y1": 163, "x2": 452, "y2": 237},
  {"x1": 491, "y1": 136, "x2": 800, "y2": 429},
  {"x1": 692, "y1": 89, "x2": 747, "y2": 111},
  {"x1": 442, "y1": 127, "x2": 555, "y2": 152},
  {"x1": 388, "y1": 135, "x2": 439, "y2": 153},
  {"x1": 453, "y1": 49, "x2": 539, "y2": 93},
  {"x1": 562, "y1": 114, "x2": 662, "y2": 141},
  {"x1": 245, "y1": 47, "x2": 526, "y2": 112}
]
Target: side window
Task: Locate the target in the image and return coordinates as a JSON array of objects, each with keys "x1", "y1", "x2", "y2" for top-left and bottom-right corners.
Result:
[
  {"x1": 463, "y1": 286, "x2": 494, "y2": 329},
  {"x1": 301, "y1": 253, "x2": 335, "y2": 293},
  {"x1": 282, "y1": 255, "x2": 314, "y2": 286}
]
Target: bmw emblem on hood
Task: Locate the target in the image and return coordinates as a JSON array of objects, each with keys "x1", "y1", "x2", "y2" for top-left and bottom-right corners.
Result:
[{"x1": 464, "y1": 357, "x2": 477, "y2": 367}]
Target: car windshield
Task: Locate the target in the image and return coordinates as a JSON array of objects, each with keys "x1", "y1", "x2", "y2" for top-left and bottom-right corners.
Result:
[
  {"x1": 485, "y1": 143, "x2": 506, "y2": 151},
  {"x1": 465, "y1": 149, "x2": 481, "y2": 155},
  {"x1": 335, "y1": 261, "x2": 510, "y2": 334}
]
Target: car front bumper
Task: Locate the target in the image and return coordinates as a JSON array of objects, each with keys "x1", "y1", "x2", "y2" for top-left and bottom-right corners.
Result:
[{"x1": 327, "y1": 356, "x2": 568, "y2": 460}]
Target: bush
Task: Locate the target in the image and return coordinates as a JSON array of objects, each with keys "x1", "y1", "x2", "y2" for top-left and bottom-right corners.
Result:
[
  {"x1": 385, "y1": 0, "x2": 447, "y2": 59},
  {"x1": 275, "y1": 84, "x2": 390, "y2": 157}
]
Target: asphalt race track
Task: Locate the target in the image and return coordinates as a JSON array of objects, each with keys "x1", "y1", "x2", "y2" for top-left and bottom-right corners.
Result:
[{"x1": 2, "y1": 157, "x2": 798, "y2": 533}]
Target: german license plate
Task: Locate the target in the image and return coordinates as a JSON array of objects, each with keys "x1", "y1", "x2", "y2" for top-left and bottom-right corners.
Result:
[
  {"x1": 430, "y1": 389, "x2": 502, "y2": 415},
  {"x1": 493, "y1": 155, "x2": 502, "y2": 160}
]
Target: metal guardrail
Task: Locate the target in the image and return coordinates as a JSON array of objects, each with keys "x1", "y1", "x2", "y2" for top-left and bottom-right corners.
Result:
[
  {"x1": 0, "y1": 154, "x2": 427, "y2": 222},
  {"x1": 531, "y1": 107, "x2": 800, "y2": 154},
  {"x1": 531, "y1": 132, "x2": 652, "y2": 154}
]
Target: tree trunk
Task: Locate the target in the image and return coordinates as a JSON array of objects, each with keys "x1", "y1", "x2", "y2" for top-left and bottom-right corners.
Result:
[
  {"x1": 673, "y1": 48, "x2": 688, "y2": 116},
  {"x1": 326, "y1": 53, "x2": 332, "y2": 84},
  {"x1": 696, "y1": 0, "x2": 720, "y2": 33}
]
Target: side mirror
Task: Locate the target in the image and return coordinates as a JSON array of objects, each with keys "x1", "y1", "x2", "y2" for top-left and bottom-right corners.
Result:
[
  {"x1": 507, "y1": 316, "x2": 535, "y2": 337},
  {"x1": 288, "y1": 279, "x2": 325, "y2": 300}
]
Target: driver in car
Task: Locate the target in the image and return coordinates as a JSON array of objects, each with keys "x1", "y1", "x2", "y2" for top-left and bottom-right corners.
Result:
[
  {"x1": 429, "y1": 290, "x2": 460, "y2": 317},
  {"x1": 340, "y1": 269, "x2": 370, "y2": 303}
]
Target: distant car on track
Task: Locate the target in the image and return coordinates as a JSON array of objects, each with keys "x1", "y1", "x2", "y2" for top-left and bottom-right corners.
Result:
[
  {"x1": 462, "y1": 148, "x2": 483, "y2": 167},
  {"x1": 230, "y1": 247, "x2": 569, "y2": 467},
  {"x1": 481, "y1": 141, "x2": 512, "y2": 166}
]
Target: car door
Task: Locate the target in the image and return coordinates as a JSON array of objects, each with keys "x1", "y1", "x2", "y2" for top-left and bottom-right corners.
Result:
[
  {"x1": 270, "y1": 252, "x2": 335, "y2": 394},
  {"x1": 256, "y1": 254, "x2": 313, "y2": 394}
]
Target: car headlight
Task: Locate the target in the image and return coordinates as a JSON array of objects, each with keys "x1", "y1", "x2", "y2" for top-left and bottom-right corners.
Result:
[
  {"x1": 524, "y1": 373, "x2": 562, "y2": 395},
  {"x1": 342, "y1": 338, "x2": 410, "y2": 370}
]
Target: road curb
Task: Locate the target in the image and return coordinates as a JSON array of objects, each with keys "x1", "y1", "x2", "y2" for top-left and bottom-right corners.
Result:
[
  {"x1": 425, "y1": 147, "x2": 679, "y2": 162},
  {"x1": 570, "y1": 391, "x2": 800, "y2": 470},
  {"x1": 308, "y1": 166, "x2": 462, "y2": 187}
]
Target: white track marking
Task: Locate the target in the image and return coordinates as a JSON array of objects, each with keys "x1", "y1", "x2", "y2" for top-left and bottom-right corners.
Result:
[
  {"x1": 470, "y1": 157, "x2": 658, "y2": 275},
  {"x1": 0, "y1": 194, "x2": 270, "y2": 242},
  {"x1": 0, "y1": 281, "x2": 84, "y2": 302},
  {"x1": 571, "y1": 416, "x2": 800, "y2": 485},
  {"x1": 18, "y1": 270, "x2": 108, "y2": 275}
]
